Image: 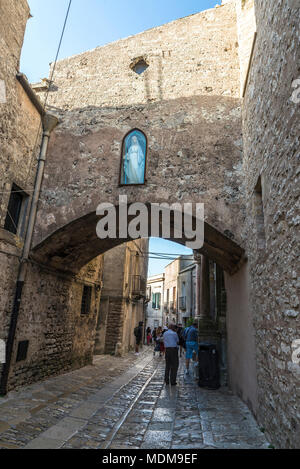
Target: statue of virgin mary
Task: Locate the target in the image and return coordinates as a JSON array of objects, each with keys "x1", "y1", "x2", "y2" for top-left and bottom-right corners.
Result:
[{"x1": 123, "y1": 135, "x2": 145, "y2": 184}]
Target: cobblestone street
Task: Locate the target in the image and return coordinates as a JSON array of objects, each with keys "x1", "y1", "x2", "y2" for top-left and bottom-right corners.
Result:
[{"x1": 0, "y1": 349, "x2": 269, "y2": 449}]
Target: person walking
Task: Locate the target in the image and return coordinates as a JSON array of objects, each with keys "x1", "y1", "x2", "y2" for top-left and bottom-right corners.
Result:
[
  {"x1": 160, "y1": 327, "x2": 167, "y2": 356},
  {"x1": 146, "y1": 327, "x2": 152, "y2": 346},
  {"x1": 184, "y1": 321, "x2": 198, "y2": 375},
  {"x1": 134, "y1": 321, "x2": 143, "y2": 355},
  {"x1": 176, "y1": 323, "x2": 184, "y2": 357},
  {"x1": 163, "y1": 323, "x2": 179, "y2": 385},
  {"x1": 153, "y1": 334, "x2": 161, "y2": 357},
  {"x1": 155, "y1": 327, "x2": 164, "y2": 357}
]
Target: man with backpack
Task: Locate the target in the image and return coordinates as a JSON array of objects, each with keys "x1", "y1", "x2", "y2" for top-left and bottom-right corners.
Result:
[
  {"x1": 183, "y1": 321, "x2": 198, "y2": 375},
  {"x1": 134, "y1": 321, "x2": 143, "y2": 355}
]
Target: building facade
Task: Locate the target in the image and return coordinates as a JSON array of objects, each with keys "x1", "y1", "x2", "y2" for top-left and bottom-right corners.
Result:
[
  {"x1": 177, "y1": 262, "x2": 196, "y2": 326},
  {"x1": 94, "y1": 239, "x2": 149, "y2": 356},
  {"x1": 163, "y1": 259, "x2": 180, "y2": 326},
  {"x1": 163, "y1": 255, "x2": 196, "y2": 326},
  {"x1": 145, "y1": 273, "x2": 165, "y2": 331}
]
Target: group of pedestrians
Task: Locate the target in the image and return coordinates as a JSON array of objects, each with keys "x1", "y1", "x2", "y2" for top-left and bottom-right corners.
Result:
[
  {"x1": 134, "y1": 320, "x2": 199, "y2": 385},
  {"x1": 163, "y1": 321, "x2": 199, "y2": 385},
  {"x1": 139, "y1": 321, "x2": 199, "y2": 386}
]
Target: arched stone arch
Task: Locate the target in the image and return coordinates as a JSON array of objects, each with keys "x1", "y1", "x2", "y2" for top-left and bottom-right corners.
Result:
[
  {"x1": 31, "y1": 203, "x2": 245, "y2": 276},
  {"x1": 32, "y1": 94, "x2": 246, "y2": 274}
]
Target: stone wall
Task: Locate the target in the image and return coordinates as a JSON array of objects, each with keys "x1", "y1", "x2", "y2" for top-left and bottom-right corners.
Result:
[
  {"x1": 121, "y1": 239, "x2": 149, "y2": 353},
  {"x1": 95, "y1": 244, "x2": 127, "y2": 355},
  {"x1": 0, "y1": 0, "x2": 110, "y2": 393},
  {"x1": 31, "y1": 2, "x2": 245, "y2": 278},
  {"x1": 0, "y1": 78, "x2": 42, "y2": 353},
  {"x1": 225, "y1": 263, "x2": 258, "y2": 416},
  {"x1": 0, "y1": 242, "x2": 20, "y2": 345},
  {"x1": 37, "y1": 2, "x2": 240, "y2": 109},
  {"x1": 7, "y1": 256, "x2": 103, "y2": 391},
  {"x1": 242, "y1": 0, "x2": 300, "y2": 449},
  {"x1": 235, "y1": 0, "x2": 257, "y2": 95},
  {"x1": 31, "y1": 94, "x2": 245, "y2": 277},
  {"x1": 95, "y1": 239, "x2": 148, "y2": 356},
  {"x1": 0, "y1": 0, "x2": 40, "y2": 226},
  {"x1": 0, "y1": 0, "x2": 43, "y2": 386},
  {"x1": 0, "y1": 0, "x2": 40, "y2": 339},
  {"x1": 1, "y1": 0, "x2": 299, "y2": 449}
]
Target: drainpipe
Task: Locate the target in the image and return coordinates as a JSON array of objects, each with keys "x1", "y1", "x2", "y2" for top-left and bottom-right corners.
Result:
[{"x1": 0, "y1": 113, "x2": 58, "y2": 396}]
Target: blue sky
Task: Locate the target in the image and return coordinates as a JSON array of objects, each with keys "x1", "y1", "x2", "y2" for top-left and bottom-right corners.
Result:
[
  {"x1": 21, "y1": 0, "x2": 218, "y2": 83},
  {"x1": 147, "y1": 239, "x2": 193, "y2": 277},
  {"x1": 20, "y1": 0, "x2": 211, "y2": 275}
]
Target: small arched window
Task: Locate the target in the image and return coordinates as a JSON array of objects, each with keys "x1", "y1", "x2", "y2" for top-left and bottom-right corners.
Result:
[
  {"x1": 130, "y1": 58, "x2": 149, "y2": 75},
  {"x1": 120, "y1": 129, "x2": 147, "y2": 185},
  {"x1": 133, "y1": 60, "x2": 148, "y2": 75}
]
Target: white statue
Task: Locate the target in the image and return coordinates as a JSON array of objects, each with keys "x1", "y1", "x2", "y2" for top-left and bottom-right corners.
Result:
[{"x1": 123, "y1": 135, "x2": 145, "y2": 184}]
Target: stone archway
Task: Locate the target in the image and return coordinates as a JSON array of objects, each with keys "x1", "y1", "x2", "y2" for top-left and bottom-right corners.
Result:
[
  {"x1": 31, "y1": 206, "x2": 245, "y2": 276},
  {"x1": 32, "y1": 94, "x2": 245, "y2": 270}
]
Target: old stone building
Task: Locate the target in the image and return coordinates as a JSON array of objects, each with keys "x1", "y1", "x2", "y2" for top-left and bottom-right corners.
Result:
[
  {"x1": 164, "y1": 258, "x2": 180, "y2": 326},
  {"x1": 152, "y1": 254, "x2": 228, "y2": 383},
  {"x1": 0, "y1": 0, "x2": 148, "y2": 394},
  {"x1": 0, "y1": 0, "x2": 299, "y2": 449},
  {"x1": 163, "y1": 255, "x2": 196, "y2": 325},
  {"x1": 146, "y1": 273, "x2": 165, "y2": 331},
  {"x1": 176, "y1": 256, "x2": 196, "y2": 325},
  {"x1": 94, "y1": 239, "x2": 148, "y2": 356}
]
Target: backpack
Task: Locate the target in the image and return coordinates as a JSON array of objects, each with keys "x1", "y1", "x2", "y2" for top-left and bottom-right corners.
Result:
[{"x1": 134, "y1": 326, "x2": 139, "y2": 337}]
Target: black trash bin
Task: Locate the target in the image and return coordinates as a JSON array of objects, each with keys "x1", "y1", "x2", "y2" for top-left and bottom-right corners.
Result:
[{"x1": 198, "y1": 342, "x2": 220, "y2": 390}]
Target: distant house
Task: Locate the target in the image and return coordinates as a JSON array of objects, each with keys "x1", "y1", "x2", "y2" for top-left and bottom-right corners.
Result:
[{"x1": 146, "y1": 273, "x2": 165, "y2": 330}]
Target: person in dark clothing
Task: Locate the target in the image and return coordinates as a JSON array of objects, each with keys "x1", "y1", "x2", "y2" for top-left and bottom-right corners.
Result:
[
  {"x1": 134, "y1": 321, "x2": 143, "y2": 355},
  {"x1": 176, "y1": 323, "x2": 184, "y2": 357},
  {"x1": 163, "y1": 324, "x2": 179, "y2": 385}
]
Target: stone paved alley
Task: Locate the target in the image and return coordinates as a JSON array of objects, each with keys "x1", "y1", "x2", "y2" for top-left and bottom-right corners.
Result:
[{"x1": 0, "y1": 349, "x2": 269, "y2": 450}]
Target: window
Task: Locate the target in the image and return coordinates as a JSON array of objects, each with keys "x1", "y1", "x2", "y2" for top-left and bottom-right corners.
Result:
[
  {"x1": 120, "y1": 129, "x2": 147, "y2": 185},
  {"x1": 16, "y1": 340, "x2": 29, "y2": 362},
  {"x1": 152, "y1": 292, "x2": 161, "y2": 309},
  {"x1": 81, "y1": 286, "x2": 92, "y2": 315},
  {"x1": 131, "y1": 59, "x2": 149, "y2": 75},
  {"x1": 253, "y1": 177, "x2": 266, "y2": 249},
  {"x1": 4, "y1": 183, "x2": 28, "y2": 235}
]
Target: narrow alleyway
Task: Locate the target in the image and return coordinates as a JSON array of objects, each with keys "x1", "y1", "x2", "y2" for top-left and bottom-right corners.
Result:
[{"x1": 0, "y1": 349, "x2": 269, "y2": 449}]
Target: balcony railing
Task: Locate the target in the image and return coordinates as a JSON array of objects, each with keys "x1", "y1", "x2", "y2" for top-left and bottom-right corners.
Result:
[
  {"x1": 179, "y1": 296, "x2": 186, "y2": 310},
  {"x1": 131, "y1": 275, "x2": 146, "y2": 297}
]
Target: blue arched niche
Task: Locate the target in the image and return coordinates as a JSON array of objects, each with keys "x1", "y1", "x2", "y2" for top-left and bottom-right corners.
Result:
[{"x1": 120, "y1": 129, "x2": 147, "y2": 185}]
